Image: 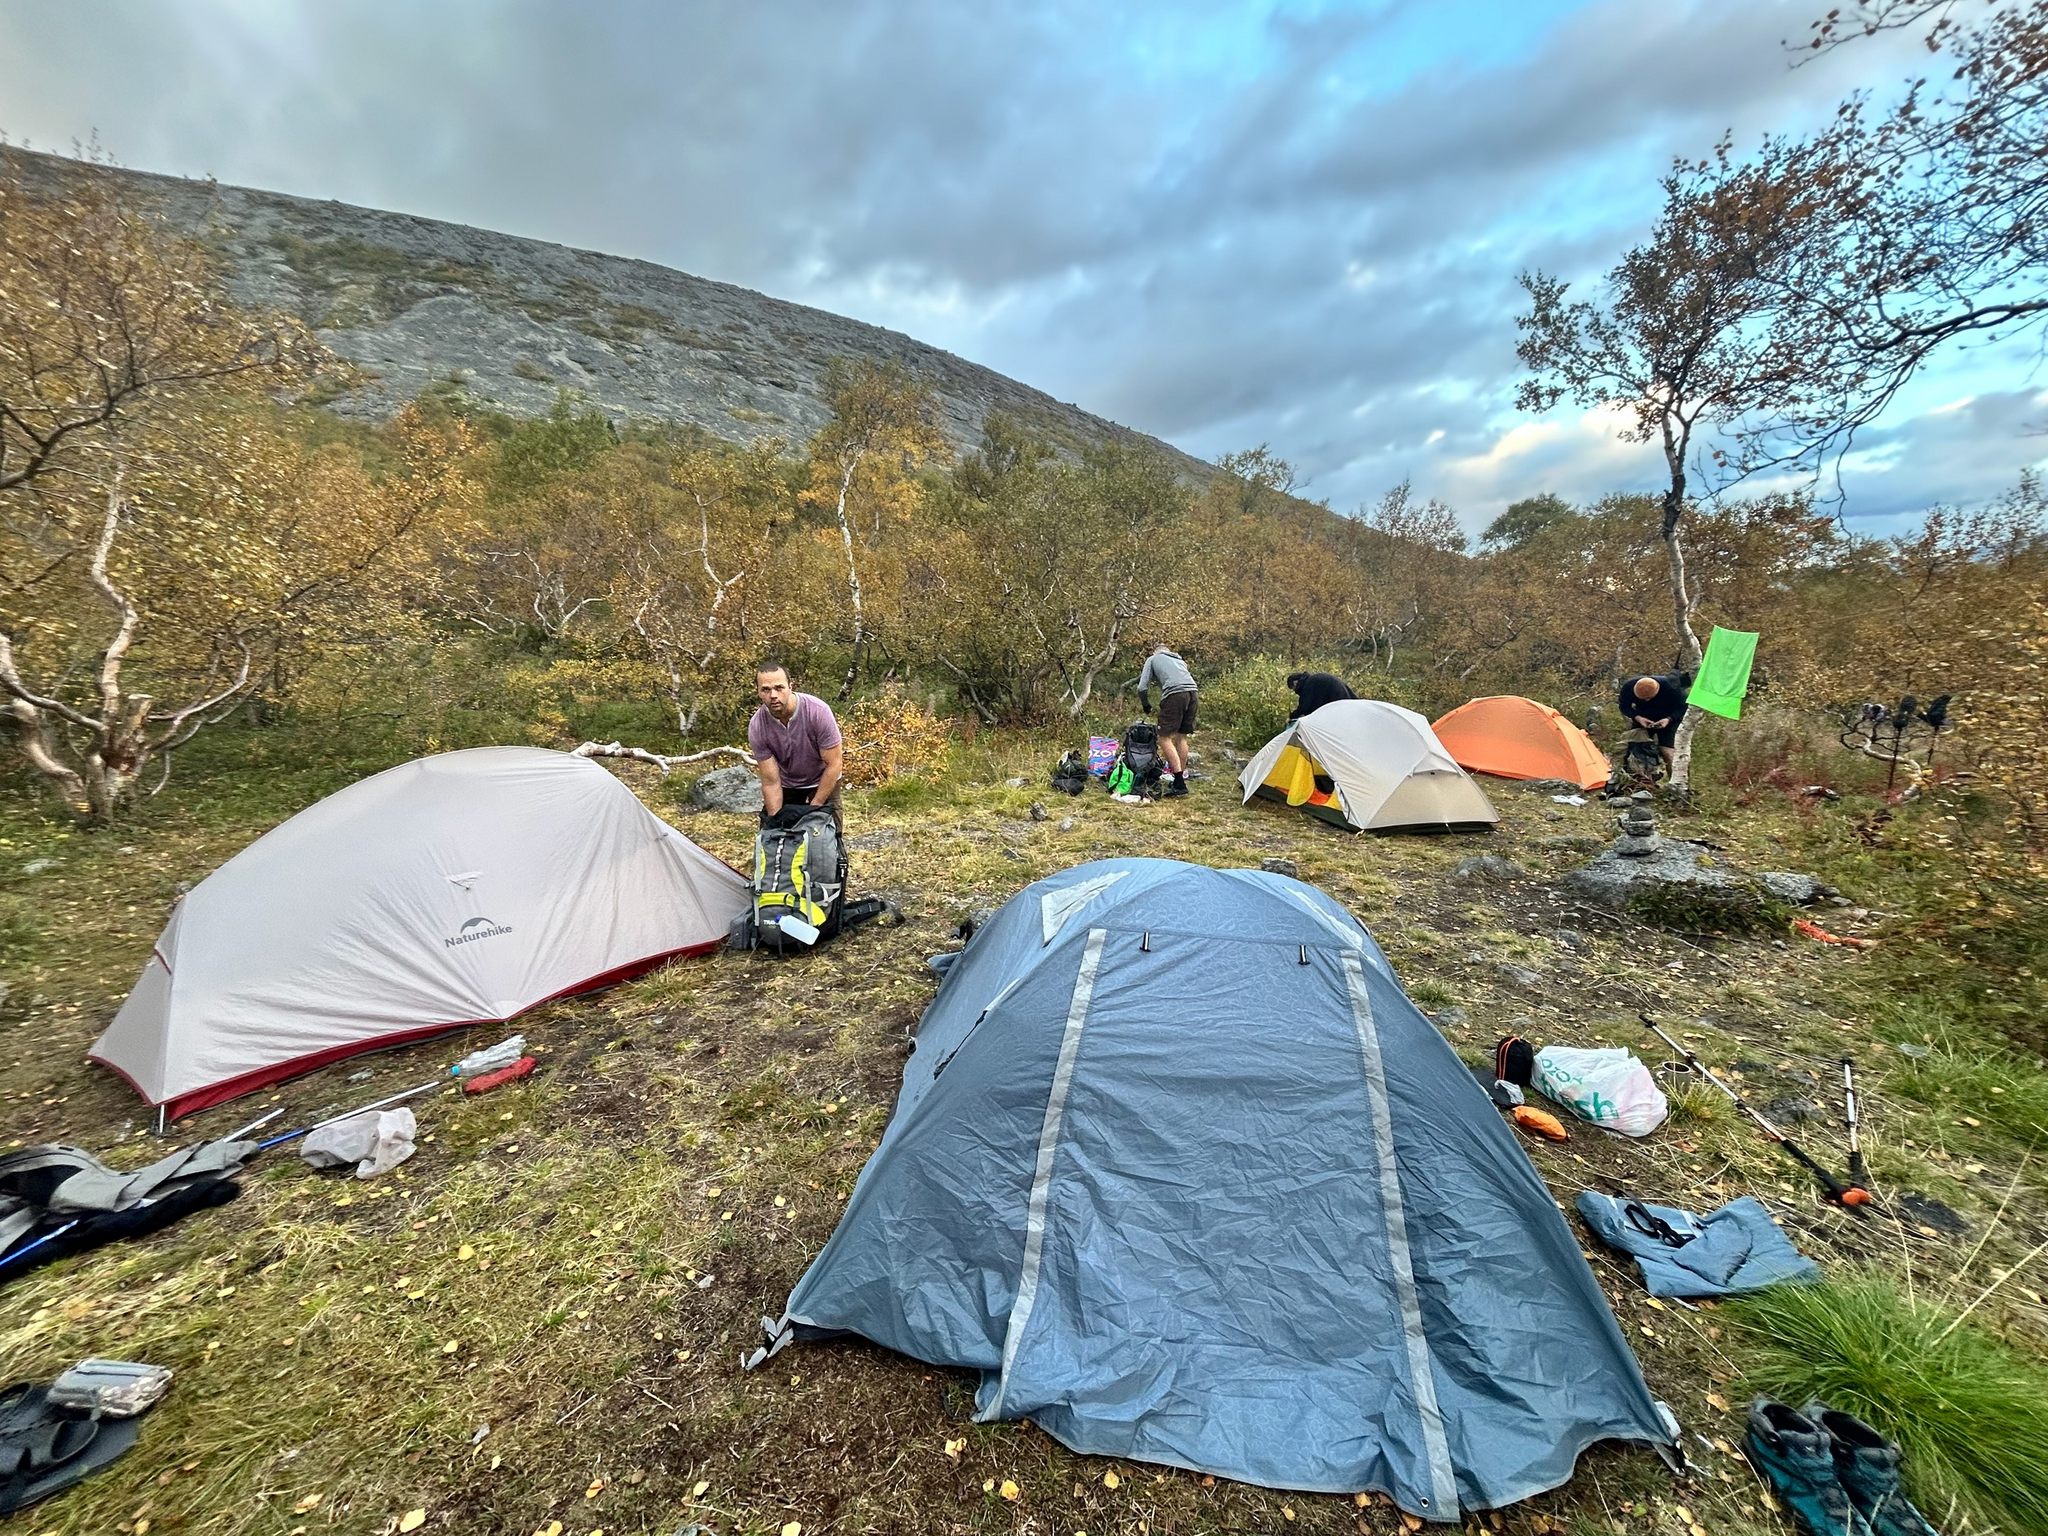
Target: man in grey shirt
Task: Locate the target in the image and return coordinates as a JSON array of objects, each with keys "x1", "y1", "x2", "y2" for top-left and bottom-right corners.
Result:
[{"x1": 1133, "y1": 642, "x2": 1198, "y2": 797}]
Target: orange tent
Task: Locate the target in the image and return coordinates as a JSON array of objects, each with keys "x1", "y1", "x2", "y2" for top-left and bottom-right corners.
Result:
[{"x1": 1432, "y1": 696, "x2": 1609, "y2": 790}]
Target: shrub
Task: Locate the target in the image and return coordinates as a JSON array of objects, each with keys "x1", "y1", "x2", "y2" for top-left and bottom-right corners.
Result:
[
  {"x1": 840, "y1": 686, "x2": 951, "y2": 787},
  {"x1": 1203, "y1": 657, "x2": 1325, "y2": 748},
  {"x1": 1727, "y1": 1276, "x2": 2048, "y2": 1536}
]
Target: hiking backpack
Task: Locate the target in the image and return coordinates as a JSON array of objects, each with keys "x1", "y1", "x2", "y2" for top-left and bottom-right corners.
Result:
[
  {"x1": 750, "y1": 810, "x2": 845, "y2": 955},
  {"x1": 1051, "y1": 751, "x2": 1089, "y2": 796},
  {"x1": 1107, "y1": 720, "x2": 1163, "y2": 797}
]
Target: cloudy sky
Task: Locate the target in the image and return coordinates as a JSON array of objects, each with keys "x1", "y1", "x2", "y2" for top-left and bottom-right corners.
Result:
[{"x1": 2, "y1": 0, "x2": 2041, "y2": 533}]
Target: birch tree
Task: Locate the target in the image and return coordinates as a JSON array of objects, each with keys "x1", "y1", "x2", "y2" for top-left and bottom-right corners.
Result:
[
  {"x1": 1515, "y1": 153, "x2": 1829, "y2": 790},
  {"x1": 807, "y1": 359, "x2": 946, "y2": 698}
]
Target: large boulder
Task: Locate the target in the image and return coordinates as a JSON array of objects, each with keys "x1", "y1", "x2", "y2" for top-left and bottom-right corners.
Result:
[
  {"x1": 689, "y1": 765, "x2": 764, "y2": 814},
  {"x1": 1562, "y1": 840, "x2": 1750, "y2": 910}
]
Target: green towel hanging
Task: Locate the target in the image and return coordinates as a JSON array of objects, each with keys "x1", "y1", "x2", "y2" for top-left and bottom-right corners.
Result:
[{"x1": 1691, "y1": 627, "x2": 1759, "y2": 720}]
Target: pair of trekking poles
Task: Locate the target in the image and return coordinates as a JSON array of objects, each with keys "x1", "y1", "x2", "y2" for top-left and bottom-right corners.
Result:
[{"x1": 1640, "y1": 1015, "x2": 1873, "y2": 1212}]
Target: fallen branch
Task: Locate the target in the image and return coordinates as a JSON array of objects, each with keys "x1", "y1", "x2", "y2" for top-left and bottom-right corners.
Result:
[{"x1": 571, "y1": 740, "x2": 753, "y2": 777}]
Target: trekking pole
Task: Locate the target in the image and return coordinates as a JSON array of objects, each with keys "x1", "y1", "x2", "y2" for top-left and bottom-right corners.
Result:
[
  {"x1": 256, "y1": 1079, "x2": 443, "y2": 1152},
  {"x1": 1841, "y1": 1059, "x2": 1873, "y2": 1204},
  {"x1": 1639, "y1": 1015, "x2": 1867, "y2": 1212}
]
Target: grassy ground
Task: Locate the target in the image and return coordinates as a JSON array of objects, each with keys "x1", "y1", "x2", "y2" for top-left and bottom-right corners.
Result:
[{"x1": 0, "y1": 720, "x2": 2041, "y2": 1536}]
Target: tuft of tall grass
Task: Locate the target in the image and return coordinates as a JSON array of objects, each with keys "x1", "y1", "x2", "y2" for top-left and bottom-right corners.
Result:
[{"x1": 1726, "y1": 1277, "x2": 2048, "y2": 1536}]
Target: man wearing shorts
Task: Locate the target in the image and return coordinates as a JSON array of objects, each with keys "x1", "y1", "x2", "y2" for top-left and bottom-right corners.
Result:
[
  {"x1": 1618, "y1": 672, "x2": 1689, "y2": 775},
  {"x1": 748, "y1": 662, "x2": 844, "y2": 833},
  {"x1": 1134, "y1": 643, "x2": 1199, "y2": 798}
]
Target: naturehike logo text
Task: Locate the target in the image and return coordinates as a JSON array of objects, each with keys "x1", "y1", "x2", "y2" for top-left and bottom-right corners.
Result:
[{"x1": 446, "y1": 917, "x2": 512, "y2": 948}]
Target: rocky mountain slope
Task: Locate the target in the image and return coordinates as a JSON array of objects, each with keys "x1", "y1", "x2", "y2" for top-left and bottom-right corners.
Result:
[{"x1": 17, "y1": 149, "x2": 1200, "y2": 469}]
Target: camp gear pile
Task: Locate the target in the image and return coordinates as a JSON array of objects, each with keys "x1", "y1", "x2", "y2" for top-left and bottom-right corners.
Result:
[
  {"x1": 90, "y1": 747, "x2": 747, "y2": 1118},
  {"x1": 1050, "y1": 751, "x2": 1089, "y2": 796},
  {"x1": 1577, "y1": 1193, "x2": 1821, "y2": 1298},
  {"x1": 750, "y1": 858, "x2": 1673, "y2": 1514},
  {"x1": 1106, "y1": 720, "x2": 1163, "y2": 798},
  {"x1": 0, "y1": 1362, "x2": 167, "y2": 1515},
  {"x1": 1239, "y1": 700, "x2": 1498, "y2": 832}
]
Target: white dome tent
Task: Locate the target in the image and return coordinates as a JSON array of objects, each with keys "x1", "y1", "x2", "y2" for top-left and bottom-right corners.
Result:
[
  {"x1": 1240, "y1": 700, "x2": 1499, "y2": 833},
  {"x1": 91, "y1": 748, "x2": 748, "y2": 1118}
]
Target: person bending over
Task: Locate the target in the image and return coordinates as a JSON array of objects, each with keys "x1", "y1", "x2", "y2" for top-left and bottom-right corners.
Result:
[
  {"x1": 1618, "y1": 672, "x2": 1689, "y2": 775},
  {"x1": 1133, "y1": 642, "x2": 1199, "y2": 798},
  {"x1": 748, "y1": 662, "x2": 844, "y2": 832},
  {"x1": 1286, "y1": 670, "x2": 1355, "y2": 721}
]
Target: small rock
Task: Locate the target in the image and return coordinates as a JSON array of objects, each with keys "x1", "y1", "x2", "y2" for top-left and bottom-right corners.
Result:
[
  {"x1": 1497, "y1": 963, "x2": 1545, "y2": 988},
  {"x1": 20, "y1": 859, "x2": 55, "y2": 876},
  {"x1": 1767, "y1": 1097, "x2": 1823, "y2": 1125},
  {"x1": 1544, "y1": 810, "x2": 1564, "y2": 822},
  {"x1": 1896, "y1": 1043, "x2": 1931, "y2": 1060},
  {"x1": 1029, "y1": 802, "x2": 1049, "y2": 822},
  {"x1": 1758, "y1": 872, "x2": 1823, "y2": 905},
  {"x1": 346, "y1": 1069, "x2": 374, "y2": 1083},
  {"x1": 1259, "y1": 857, "x2": 1299, "y2": 878},
  {"x1": 1630, "y1": 790, "x2": 1654, "y2": 803},
  {"x1": 1057, "y1": 816, "x2": 1075, "y2": 832},
  {"x1": 1429, "y1": 1007, "x2": 1470, "y2": 1030},
  {"x1": 1456, "y1": 855, "x2": 1526, "y2": 882},
  {"x1": 688, "y1": 765, "x2": 763, "y2": 814},
  {"x1": 1005, "y1": 777, "x2": 1027, "y2": 788},
  {"x1": 1521, "y1": 779, "x2": 1587, "y2": 795},
  {"x1": 1827, "y1": 895, "x2": 1853, "y2": 907},
  {"x1": 1547, "y1": 929, "x2": 1588, "y2": 951},
  {"x1": 1000, "y1": 847, "x2": 1026, "y2": 862}
]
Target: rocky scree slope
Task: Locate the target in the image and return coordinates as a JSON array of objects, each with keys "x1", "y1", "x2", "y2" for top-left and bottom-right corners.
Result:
[{"x1": 17, "y1": 149, "x2": 1200, "y2": 468}]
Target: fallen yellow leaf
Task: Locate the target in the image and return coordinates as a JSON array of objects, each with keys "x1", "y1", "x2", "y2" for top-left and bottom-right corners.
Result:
[
  {"x1": 1000, "y1": 1480, "x2": 1020, "y2": 1501},
  {"x1": 1354, "y1": 1493, "x2": 1371, "y2": 1507},
  {"x1": 441, "y1": 1340, "x2": 460, "y2": 1354},
  {"x1": 943, "y1": 1438, "x2": 965, "y2": 1460},
  {"x1": 1676, "y1": 1507, "x2": 1696, "y2": 1524},
  {"x1": 782, "y1": 1524, "x2": 802, "y2": 1536},
  {"x1": 1103, "y1": 1470, "x2": 1121, "y2": 1490},
  {"x1": 458, "y1": 1244, "x2": 474, "y2": 1260},
  {"x1": 1283, "y1": 1507, "x2": 1296, "y2": 1521},
  {"x1": 534, "y1": 1522, "x2": 563, "y2": 1536},
  {"x1": 982, "y1": 1478, "x2": 995, "y2": 1493},
  {"x1": 691, "y1": 1481, "x2": 709, "y2": 1498},
  {"x1": 1760, "y1": 1491, "x2": 1781, "y2": 1513},
  {"x1": 586, "y1": 1479, "x2": 604, "y2": 1498},
  {"x1": 1706, "y1": 1392, "x2": 1731, "y2": 1412},
  {"x1": 1644, "y1": 1297, "x2": 1667, "y2": 1311},
  {"x1": 398, "y1": 1511, "x2": 427, "y2": 1534},
  {"x1": 292, "y1": 1493, "x2": 322, "y2": 1513}
]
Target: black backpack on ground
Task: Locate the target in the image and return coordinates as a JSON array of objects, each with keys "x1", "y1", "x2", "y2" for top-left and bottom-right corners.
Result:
[
  {"x1": 1107, "y1": 720, "x2": 1163, "y2": 797},
  {"x1": 1051, "y1": 751, "x2": 1089, "y2": 796}
]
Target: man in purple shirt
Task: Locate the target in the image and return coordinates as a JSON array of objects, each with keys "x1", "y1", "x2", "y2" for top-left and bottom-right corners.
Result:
[{"x1": 747, "y1": 662, "x2": 845, "y2": 832}]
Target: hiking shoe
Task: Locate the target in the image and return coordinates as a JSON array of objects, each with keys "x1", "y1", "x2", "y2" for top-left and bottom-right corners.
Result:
[
  {"x1": 1162, "y1": 775, "x2": 1188, "y2": 798},
  {"x1": 1804, "y1": 1403, "x2": 1939, "y2": 1536},
  {"x1": 1745, "y1": 1398, "x2": 1866, "y2": 1536}
]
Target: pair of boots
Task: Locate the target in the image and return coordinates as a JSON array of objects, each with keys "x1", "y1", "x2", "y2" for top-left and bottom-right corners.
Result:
[
  {"x1": 1744, "y1": 1398, "x2": 1940, "y2": 1536},
  {"x1": 1160, "y1": 771, "x2": 1188, "y2": 797}
]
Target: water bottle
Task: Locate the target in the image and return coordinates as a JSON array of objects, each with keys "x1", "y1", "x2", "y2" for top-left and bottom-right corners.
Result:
[{"x1": 452, "y1": 1034, "x2": 525, "y2": 1078}]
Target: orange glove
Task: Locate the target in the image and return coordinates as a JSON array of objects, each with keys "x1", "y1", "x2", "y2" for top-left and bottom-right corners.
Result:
[{"x1": 1512, "y1": 1105, "x2": 1570, "y2": 1142}]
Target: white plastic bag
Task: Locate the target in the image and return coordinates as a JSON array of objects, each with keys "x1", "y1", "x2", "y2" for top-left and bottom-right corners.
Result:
[
  {"x1": 1534, "y1": 1046, "x2": 1668, "y2": 1137},
  {"x1": 300, "y1": 1107, "x2": 417, "y2": 1178}
]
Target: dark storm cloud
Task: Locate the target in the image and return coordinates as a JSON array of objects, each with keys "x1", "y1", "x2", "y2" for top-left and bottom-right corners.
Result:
[{"x1": 0, "y1": 0, "x2": 2037, "y2": 522}]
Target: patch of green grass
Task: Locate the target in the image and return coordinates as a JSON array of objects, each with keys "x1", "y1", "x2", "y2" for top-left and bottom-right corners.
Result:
[
  {"x1": 1406, "y1": 977, "x2": 1457, "y2": 1009},
  {"x1": 1727, "y1": 1276, "x2": 2048, "y2": 1536},
  {"x1": 863, "y1": 778, "x2": 946, "y2": 814}
]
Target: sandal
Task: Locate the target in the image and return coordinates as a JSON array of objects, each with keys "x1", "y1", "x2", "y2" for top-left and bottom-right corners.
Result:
[{"x1": 0, "y1": 1405, "x2": 140, "y2": 1515}]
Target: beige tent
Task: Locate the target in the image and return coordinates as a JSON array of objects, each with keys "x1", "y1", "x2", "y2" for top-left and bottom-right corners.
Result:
[
  {"x1": 91, "y1": 747, "x2": 748, "y2": 1118},
  {"x1": 1239, "y1": 700, "x2": 1499, "y2": 832}
]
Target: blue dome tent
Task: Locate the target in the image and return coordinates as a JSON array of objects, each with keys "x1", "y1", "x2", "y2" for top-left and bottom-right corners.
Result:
[{"x1": 750, "y1": 860, "x2": 1673, "y2": 1517}]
